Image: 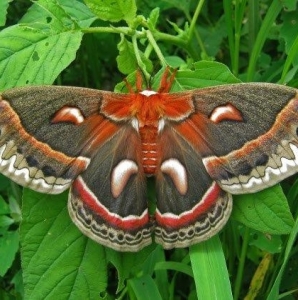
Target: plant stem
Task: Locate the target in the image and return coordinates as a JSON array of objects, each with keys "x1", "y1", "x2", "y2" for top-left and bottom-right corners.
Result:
[
  {"x1": 234, "y1": 226, "x2": 250, "y2": 299},
  {"x1": 146, "y1": 30, "x2": 167, "y2": 66},
  {"x1": 131, "y1": 34, "x2": 150, "y2": 80},
  {"x1": 188, "y1": 0, "x2": 207, "y2": 56},
  {"x1": 233, "y1": 0, "x2": 247, "y2": 77},
  {"x1": 82, "y1": 26, "x2": 136, "y2": 36}
]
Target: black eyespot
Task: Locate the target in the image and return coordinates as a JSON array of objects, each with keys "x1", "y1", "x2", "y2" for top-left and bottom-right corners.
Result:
[
  {"x1": 26, "y1": 155, "x2": 39, "y2": 167},
  {"x1": 255, "y1": 153, "x2": 269, "y2": 166},
  {"x1": 218, "y1": 169, "x2": 235, "y2": 180},
  {"x1": 41, "y1": 165, "x2": 56, "y2": 177},
  {"x1": 117, "y1": 233, "x2": 124, "y2": 241},
  {"x1": 238, "y1": 162, "x2": 252, "y2": 176},
  {"x1": 179, "y1": 231, "x2": 186, "y2": 238}
]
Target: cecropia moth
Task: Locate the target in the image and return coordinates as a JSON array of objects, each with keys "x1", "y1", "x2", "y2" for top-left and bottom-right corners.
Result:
[{"x1": 0, "y1": 68, "x2": 297, "y2": 251}]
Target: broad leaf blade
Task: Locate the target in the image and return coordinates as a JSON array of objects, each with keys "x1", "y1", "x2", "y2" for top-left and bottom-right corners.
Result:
[
  {"x1": 0, "y1": 25, "x2": 82, "y2": 89},
  {"x1": 21, "y1": 0, "x2": 97, "y2": 28},
  {"x1": 0, "y1": 0, "x2": 9, "y2": 26},
  {"x1": 84, "y1": 0, "x2": 137, "y2": 23},
  {"x1": 0, "y1": 0, "x2": 86, "y2": 89},
  {"x1": 21, "y1": 190, "x2": 107, "y2": 299},
  {"x1": 190, "y1": 235, "x2": 233, "y2": 300},
  {"x1": 0, "y1": 230, "x2": 19, "y2": 276},
  {"x1": 128, "y1": 275, "x2": 163, "y2": 300},
  {"x1": 233, "y1": 185, "x2": 294, "y2": 234}
]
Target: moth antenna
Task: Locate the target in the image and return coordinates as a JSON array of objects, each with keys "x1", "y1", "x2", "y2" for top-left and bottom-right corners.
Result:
[
  {"x1": 124, "y1": 69, "x2": 149, "y2": 93},
  {"x1": 136, "y1": 69, "x2": 143, "y2": 91},
  {"x1": 158, "y1": 67, "x2": 177, "y2": 93},
  {"x1": 136, "y1": 68, "x2": 151, "y2": 91},
  {"x1": 124, "y1": 78, "x2": 135, "y2": 94}
]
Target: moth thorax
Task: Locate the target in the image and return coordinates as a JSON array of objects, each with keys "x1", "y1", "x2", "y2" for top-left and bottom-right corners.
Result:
[{"x1": 139, "y1": 126, "x2": 158, "y2": 175}]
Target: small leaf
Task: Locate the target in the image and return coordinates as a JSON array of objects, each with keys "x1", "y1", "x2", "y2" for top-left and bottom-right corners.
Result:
[
  {"x1": 0, "y1": 25, "x2": 83, "y2": 89},
  {"x1": 161, "y1": 0, "x2": 191, "y2": 15},
  {"x1": 151, "y1": 61, "x2": 240, "y2": 92},
  {"x1": 0, "y1": 0, "x2": 9, "y2": 26},
  {"x1": 233, "y1": 185, "x2": 294, "y2": 234},
  {"x1": 0, "y1": 215, "x2": 14, "y2": 227},
  {"x1": 21, "y1": 0, "x2": 97, "y2": 28},
  {"x1": 280, "y1": 11, "x2": 298, "y2": 65},
  {"x1": 282, "y1": 0, "x2": 298, "y2": 11},
  {"x1": 147, "y1": 8, "x2": 160, "y2": 31},
  {"x1": 116, "y1": 35, "x2": 152, "y2": 75},
  {"x1": 106, "y1": 244, "x2": 156, "y2": 292},
  {"x1": 0, "y1": 230, "x2": 19, "y2": 276},
  {"x1": 0, "y1": 196, "x2": 10, "y2": 215},
  {"x1": 84, "y1": 0, "x2": 137, "y2": 23},
  {"x1": 165, "y1": 56, "x2": 186, "y2": 68},
  {"x1": 247, "y1": 230, "x2": 282, "y2": 253},
  {"x1": 128, "y1": 275, "x2": 163, "y2": 300},
  {"x1": 198, "y1": 16, "x2": 227, "y2": 57}
]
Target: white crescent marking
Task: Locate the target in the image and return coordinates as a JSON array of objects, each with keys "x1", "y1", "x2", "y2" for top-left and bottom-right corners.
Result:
[{"x1": 161, "y1": 158, "x2": 187, "y2": 195}]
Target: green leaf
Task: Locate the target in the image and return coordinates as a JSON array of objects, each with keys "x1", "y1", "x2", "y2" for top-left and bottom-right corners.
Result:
[
  {"x1": 21, "y1": 189, "x2": 107, "y2": 299},
  {"x1": 246, "y1": 230, "x2": 283, "y2": 254},
  {"x1": 21, "y1": 0, "x2": 97, "y2": 28},
  {"x1": 0, "y1": 230, "x2": 19, "y2": 276},
  {"x1": 0, "y1": 215, "x2": 14, "y2": 227},
  {"x1": 0, "y1": 0, "x2": 9, "y2": 26},
  {"x1": 84, "y1": 0, "x2": 137, "y2": 23},
  {"x1": 0, "y1": 174, "x2": 10, "y2": 192},
  {"x1": 151, "y1": 61, "x2": 240, "y2": 92},
  {"x1": 0, "y1": 196, "x2": 10, "y2": 215},
  {"x1": 190, "y1": 235, "x2": 233, "y2": 300},
  {"x1": 106, "y1": 244, "x2": 156, "y2": 292},
  {"x1": 147, "y1": 7, "x2": 160, "y2": 31},
  {"x1": 0, "y1": 0, "x2": 86, "y2": 90},
  {"x1": 116, "y1": 35, "x2": 153, "y2": 74},
  {"x1": 0, "y1": 25, "x2": 82, "y2": 89},
  {"x1": 282, "y1": 0, "x2": 298, "y2": 11},
  {"x1": 161, "y1": 0, "x2": 191, "y2": 15},
  {"x1": 128, "y1": 275, "x2": 163, "y2": 300},
  {"x1": 198, "y1": 17, "x2": 227, "y2": 57},
  {"x1": 164, "y1": 56, "x2": 186, "y2": 68},
  {"x1": 246, "y1": 0, "x2": 283, "y2": 81},
  {"x1": 233, "y1": 185, "x2": 294, "y2": 234},
  {"x1": 267, "y1": 214, "x2": 298, "y2": 299},
  {"x1": 11, "y1": 270, "x2": 24, "y2": 298},
  {"x1": 280, "y1": 11, "x2": 298, "y2": 65}
]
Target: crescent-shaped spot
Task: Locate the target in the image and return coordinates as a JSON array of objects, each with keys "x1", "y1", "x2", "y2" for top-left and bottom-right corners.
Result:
[
  {"x1": 51, "y1": 106, "x2": 85, "y2": 124},
  {"x1": 161, "y1": 158, "x2": 187, "y2": 195},
  {"x1": 111, "y1": 160, "x2": 138, "y2": 198},
  {"x1": 209, "y1": 103, "x2": 243, "y2": 123}
]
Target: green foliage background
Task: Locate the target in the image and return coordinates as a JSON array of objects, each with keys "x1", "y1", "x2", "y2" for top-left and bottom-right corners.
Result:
[{"x1": 0, "y1": 0, "x2": 298, "y2": 299}]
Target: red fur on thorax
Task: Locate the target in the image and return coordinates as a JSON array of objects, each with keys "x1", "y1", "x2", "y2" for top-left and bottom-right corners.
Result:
[{"x1": 102, "y1": 68, "x2": 194, "y2": 174}]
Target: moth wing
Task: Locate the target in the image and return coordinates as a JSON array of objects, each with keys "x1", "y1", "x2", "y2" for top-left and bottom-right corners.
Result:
[
  {"x1": 69, "y1": 125, "x2": 152, "y2": 252},
  {"x1": 0, "y1": 86, "x2": 151, "y2": 251},
  {"x1": 155, "y1": 82, "x2": 298, "y2": 248},
  {"x1": 155, "y1": 125, "x2": 232, "y2": 249},
  {"x1": 0, "y1": 86, "x2": 107, "y2": 193},
  {"x1": 172, "y1": 83, "x2": 298, "y2": 194}
]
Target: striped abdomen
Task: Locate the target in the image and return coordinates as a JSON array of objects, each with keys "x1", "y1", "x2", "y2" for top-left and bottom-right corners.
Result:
[{"x1": 139, "y1": 126, "x2": 158, "y2": 175}]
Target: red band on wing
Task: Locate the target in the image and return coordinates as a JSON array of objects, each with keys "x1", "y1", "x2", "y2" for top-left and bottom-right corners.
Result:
[
  {"x1": 155, "y1": 182, "x2": 222, "y2": 228},
  {"x1": 73, "y1": 176, "x2": 149, "y2": 230}
]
